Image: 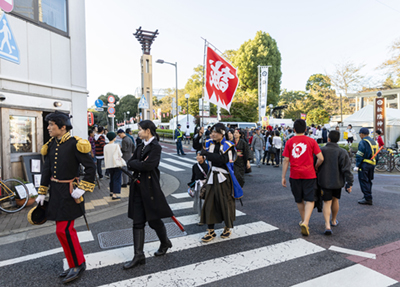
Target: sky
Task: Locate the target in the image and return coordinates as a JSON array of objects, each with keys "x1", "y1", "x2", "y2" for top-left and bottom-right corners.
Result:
[{"x1": 85, "y1": 0, "x2": 400, "y2": 107}]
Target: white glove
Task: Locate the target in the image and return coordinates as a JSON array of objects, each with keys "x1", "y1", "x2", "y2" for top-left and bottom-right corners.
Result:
[
  {"x1": 36, "y1": 195, "x2": 45, "y2": 206},
  {"x1": 71, "y1": 188, "x2": 85, "y2": 199},
  {"x1": 353, "y1": 167, "x2": 359, "y2": 172}
]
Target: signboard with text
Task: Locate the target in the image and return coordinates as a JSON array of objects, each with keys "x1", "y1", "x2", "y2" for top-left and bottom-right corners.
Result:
[{"x1": 375, "y1": 98, "x2": 385, "y2": 136}]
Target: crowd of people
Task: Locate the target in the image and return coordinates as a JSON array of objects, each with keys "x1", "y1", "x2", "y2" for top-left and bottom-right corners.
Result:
[{"x1": 33, "y1": 112, "x2": 382, "y2": 283}]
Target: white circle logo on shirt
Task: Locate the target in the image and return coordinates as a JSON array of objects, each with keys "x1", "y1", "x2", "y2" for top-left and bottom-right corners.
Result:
[{"x1": 292, "y1": 143, "x2": 307, "y2": 158}]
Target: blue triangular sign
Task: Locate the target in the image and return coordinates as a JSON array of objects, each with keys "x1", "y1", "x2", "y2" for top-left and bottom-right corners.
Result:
[
  {"x1": 0, "y1": 13, "x2": 20, "y2": 64},
  {"x1": 138, "y1": 94, "x2": 149, "y2": 109}
]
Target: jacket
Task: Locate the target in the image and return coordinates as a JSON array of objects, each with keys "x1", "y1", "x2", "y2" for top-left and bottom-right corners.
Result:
[
  {"x1": 94, "y1": 134, "x2": 106, "y2": 157},
  {"x1": 39, "y1": 132, "x2": 96, "y2": 221},
  {"x1": 251, "y1": 133, "x2": 265, "y2": 150},
  {"x1": 121, "y1": 135, "x2": 133, "y2": 161},
  {"x1": 318, "y1": 142, "x2": 354, "y2": 189},
  {"x1": 356, "y1": 136, "x2": 378, "y2": 166},
  {"x1": 127, "y1": 139, "x2": 173, "y2": 221}
]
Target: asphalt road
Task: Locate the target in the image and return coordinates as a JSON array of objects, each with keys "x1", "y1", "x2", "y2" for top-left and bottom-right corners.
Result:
[{"x1": 1, "y1": 142, "x2": 400, "y2": 286}]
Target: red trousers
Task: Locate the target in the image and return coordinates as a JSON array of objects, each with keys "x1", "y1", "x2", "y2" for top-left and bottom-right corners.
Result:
[{"x1": 56, "y1": 220, "x2": 85, "y2": 268}]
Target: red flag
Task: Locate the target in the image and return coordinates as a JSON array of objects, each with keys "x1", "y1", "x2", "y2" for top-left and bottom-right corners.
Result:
[{"x1": 205, "y1": 46, "x2": 239, "y2": 112}]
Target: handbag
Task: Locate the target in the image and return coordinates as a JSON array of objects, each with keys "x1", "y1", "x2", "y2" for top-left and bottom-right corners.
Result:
[
  {"x1": 269, "y1": 146, "x2": 277, "y2": 154},
  {"x1": 113, "y1": 145, "x2": 126, "y2": 167}
]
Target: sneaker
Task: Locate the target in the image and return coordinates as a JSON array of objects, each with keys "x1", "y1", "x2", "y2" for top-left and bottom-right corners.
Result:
[
  {"x1": 220, "y1": 227, "x2": 231, "y2": 239},
  {"x1": 201, "y1": 229, "x2": 216, "y2": 242}
]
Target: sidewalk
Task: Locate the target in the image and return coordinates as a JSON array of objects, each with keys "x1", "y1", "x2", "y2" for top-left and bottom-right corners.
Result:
[{"x1": 0, "y1": 171, "x2": 179, "y2": 237}]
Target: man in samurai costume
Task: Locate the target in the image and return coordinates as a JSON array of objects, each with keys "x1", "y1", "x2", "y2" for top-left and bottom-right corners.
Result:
[
  {"x1": 199, "y1": 123, "x2": 243, "y2": 242},
  {"x1": 36, "y1": 111, "x2": 96, "y2": 284}
]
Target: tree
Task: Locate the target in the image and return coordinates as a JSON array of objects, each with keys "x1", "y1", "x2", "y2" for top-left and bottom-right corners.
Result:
[
  {"x1": 231, "y1": 31, "x2": 282, "y2": 105},
  {"x1": 277, "y1": 89, "x2": 308, "y2": 120},
  {"x1": 222, "y1": 90, "x2": 258, "y2": 122},
  {"x1": 329, "y1": 60, "x2": 365, "y2": 94},
  {"x1": 307, "y1": 108, "x2": 330, "y2": 125},
  {"x1": 379, "y1": 37, "x2": 400, "y2": 83}
]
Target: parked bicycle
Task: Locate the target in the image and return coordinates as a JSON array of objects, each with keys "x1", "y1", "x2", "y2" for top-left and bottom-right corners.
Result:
[{"x1": 0, "y1": 178, "x2": 30, "y2": 213}]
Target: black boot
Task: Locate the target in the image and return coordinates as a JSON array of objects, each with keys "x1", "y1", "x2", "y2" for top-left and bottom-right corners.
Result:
[
  {"x1": 62, "y1": 262, "x2": 86, "y2": 284},
  {"x1": 123, "y1": 228, "x2": 146, "y2": 269},
  {"x1": 154, "y1": 225, "x2": 172, "y2": 256}
]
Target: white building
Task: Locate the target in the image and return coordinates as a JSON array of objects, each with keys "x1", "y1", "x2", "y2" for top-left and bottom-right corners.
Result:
[{"x1": 0, "y1": 1, "x2": 88, "y2": 179}]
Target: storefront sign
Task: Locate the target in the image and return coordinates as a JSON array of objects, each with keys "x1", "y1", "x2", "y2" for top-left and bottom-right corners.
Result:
[{"x1": 375, "y1": 98, "x2": 385, "y2": 136}]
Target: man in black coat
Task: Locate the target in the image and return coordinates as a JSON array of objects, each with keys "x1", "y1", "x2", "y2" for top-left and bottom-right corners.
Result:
[
  {"x1": 317, "y1": 130, "x2": 353, "y2": 235},
  {"x1": 36, "y1": 111, "x2": 96, "y2": 284}
]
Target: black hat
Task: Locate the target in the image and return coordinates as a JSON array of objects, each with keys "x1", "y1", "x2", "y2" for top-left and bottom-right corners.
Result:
[
  {"x1": 27, "y1": 201, "x2": 48, "y2": 225},
  {"x1": 107, "y1": 132, "x2": 117, "y2": 141},
  {"x1": 117, "y1": 129, "x2": 125, "y2": 134},
  {"x1": 45, "y1": 111, "x2": 72, "y2": 127}
]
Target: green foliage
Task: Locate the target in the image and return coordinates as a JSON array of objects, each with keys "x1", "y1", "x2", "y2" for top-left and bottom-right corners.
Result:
[
  {"x1": 221, "y1": 89, "x2": 258, "y2": 122},
  {"x1": 231, "y1": 31, "x2": 282, "y2": 105},
  {"x1": 307, "y1": 108, "x2": 330, "y2": 125},
  {"x1": 91, "y1": 92, "x2": 139, "y2": 129},
  {"x1": 277, "y1": 89, "x2": 308, "y2": 120}
]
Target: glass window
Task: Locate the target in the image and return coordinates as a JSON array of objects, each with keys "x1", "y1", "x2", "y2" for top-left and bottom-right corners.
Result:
[
  {"x1": 10, "y1": 116, "x2": 37, "y2": 154},
  {"x1": 13, "y1": 0, "x2": 68, "y2": 34},
  {"x1": 40, "y1": 0, "x2": 67, "y2": 32},
  {"x1": 13, "y1": 0, "x2": 35, "y2": 20}
]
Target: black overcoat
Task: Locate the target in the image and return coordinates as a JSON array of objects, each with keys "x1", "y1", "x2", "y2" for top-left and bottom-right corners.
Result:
[
  {"x1": 127, "y1": 139, "x2": 173, "y2": 221},
  {"x1": 39, "y1": 132, "x2": 96, "y2": 221}
]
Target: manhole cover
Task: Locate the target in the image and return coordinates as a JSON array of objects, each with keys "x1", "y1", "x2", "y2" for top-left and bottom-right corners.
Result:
[{"x1": 98, "y1": 222, "x2": 187, "y2": 249}]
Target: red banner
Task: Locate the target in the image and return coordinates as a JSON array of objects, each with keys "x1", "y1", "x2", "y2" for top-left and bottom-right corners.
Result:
[
  {"x1": 375, "y1": 98, "x2": 385, "y2": 136},
  {"x1": 205, "y1": 47, "x2": 239, "y2": 112}
]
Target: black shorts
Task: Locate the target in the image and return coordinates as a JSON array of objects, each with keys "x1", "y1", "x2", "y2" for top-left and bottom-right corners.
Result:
[
  {"x1": 347, "y1": 137, "x2": 354, "y2": 143},
  {"x1": 321, "y1": 188, "x2": 341, "y2": 201},
  {"x1": 289, "y1": 178, "x2": 316, "y2": 203}
]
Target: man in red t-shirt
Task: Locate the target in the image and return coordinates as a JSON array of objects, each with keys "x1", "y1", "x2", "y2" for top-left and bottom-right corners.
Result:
[{"x1": 282, "y1": 119, "x2": 324, "y2": 236}]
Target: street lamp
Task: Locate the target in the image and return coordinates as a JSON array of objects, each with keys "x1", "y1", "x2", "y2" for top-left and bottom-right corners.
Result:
[
  {"x1": 156, "y1": 59, "x2": 178, "y2": 129},
  {"x1": 185, "y1": 94, "x2": 190, "y2": 129}
]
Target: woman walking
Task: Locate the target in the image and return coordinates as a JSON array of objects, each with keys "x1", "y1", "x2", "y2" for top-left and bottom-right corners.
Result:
[
  {"x1": 233, "y1": 129, "x2": 250, "y2": 187},
  {"x1": 123, "y1": 120, "x2": 173, "y2": 270},
  {"x1": 273, "y1": 130, "x2": 282, "y2": 167},
  {"x1": 103, "y1": 132, "x2": 124, "y2": 199}
]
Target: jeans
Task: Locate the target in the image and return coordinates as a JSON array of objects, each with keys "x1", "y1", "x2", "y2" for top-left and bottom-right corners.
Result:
[
  {"x1": 108, "y1": 168, "x2": 122, "y2": 194},
  {"x1": 255, "y1": 149, "x2": 262, "y2": 166},
  {"x1": 96, "y1": 158, "x2": 103, "y2": 178},
  {"x1": 176, "y1": 140, "x2": 185, "y2": 155},
  {"x1": 275, "y1": 149, "x2": 281, "y2": 165}
]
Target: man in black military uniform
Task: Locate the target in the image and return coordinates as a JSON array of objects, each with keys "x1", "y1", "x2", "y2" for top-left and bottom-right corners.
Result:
[
  {"x1": 355, "y1": 127, "x2": 378, "y2": 205},
  {"x1": 36, "y1": 111, "x2": 95, "y2": 284}
]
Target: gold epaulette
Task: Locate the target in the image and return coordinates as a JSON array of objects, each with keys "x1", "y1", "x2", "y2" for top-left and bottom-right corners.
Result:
[
  {"x1": 75, "y1": 136, "x2": 91, "y2": 154},
  {"x1": 77, "y1": 180, "x2": 95, "y2": 193},
  {"x1": 40, "y1": 138, "x2": 54, "y2": 156},
  {"x1": 38, "y1": 185, "x2": 48, "y2": 195}
]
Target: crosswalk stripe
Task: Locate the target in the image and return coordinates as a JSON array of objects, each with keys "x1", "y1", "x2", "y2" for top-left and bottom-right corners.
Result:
[
  {"x1": 164, "y1": 158, "x2": 194, "y2": 168},
  {"x1": 67, "y1": 221, "x2": 278, "y2": 271},
  {"x1": 0, "y1": 231, "x2": 94, "y2": 268},
  {"x1": 98, "y1": 238, "x2": 324, "y2": 287},
  {"x1": 169, "y1": 201, "x2": 193, "y2": 211},
  {"x1": 175, "y1": 210, "x2": 246, "y2": 225},
  {"x1": 168, "y1": 154, "x2": 197, "y2": 163},
  {"x1": 291, "y1": 264, "x2": 397, "y2": 287},
  {"x1": 159, "y1": 162, "x2": 184, "y2": 172},
  {"x1": 171, "y1": 192, "x2": 190, "y2": 199}
]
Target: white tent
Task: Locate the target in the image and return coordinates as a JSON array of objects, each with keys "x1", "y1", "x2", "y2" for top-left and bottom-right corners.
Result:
[
  {"x1": 169, "y1": 114, "x2": 196, "y2": 132},
  {"x1": 344, "y1": 105, "x2": 400, "y2": 146}
]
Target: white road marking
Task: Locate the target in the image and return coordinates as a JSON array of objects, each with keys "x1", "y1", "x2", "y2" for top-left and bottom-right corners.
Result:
[
  {"x1": 159, "y1": 162, "x2": 184, "y2": 172},
  {"x1": 175, "y1": 210, "x2": 246, "y2": 225},
  {"x1": 0, "y1": 231, "x2": 94, "y2": 268},
  {"x1": 171, "y1": 192, "x2": 191, "y2": 199},
  {"x1": 164, "y1": 158, "x2": 194, "y2": 168},
  {"x1": 98, "y1": 239, "x2": 324, "y2": 287},
  {"x1": 329, "y1": 245, "x2": 376, "y2": 259},
  {"x1": 66, "y1": 221, "x2": 278, "y2": 271},
  {"x1": 169, "y1": 201, "x2": 193, "y2": 210},
  {"x1": 291, "y1": 264, "x2": 397, "y2": 287},
  {"x1": 168, "y1": 154, "x2": 197, "y2": 163}
]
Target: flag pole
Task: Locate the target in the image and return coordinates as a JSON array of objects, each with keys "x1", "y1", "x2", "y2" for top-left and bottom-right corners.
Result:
[{"x1": 201, "y1": 38, "x2": 207, "y2": 132}]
